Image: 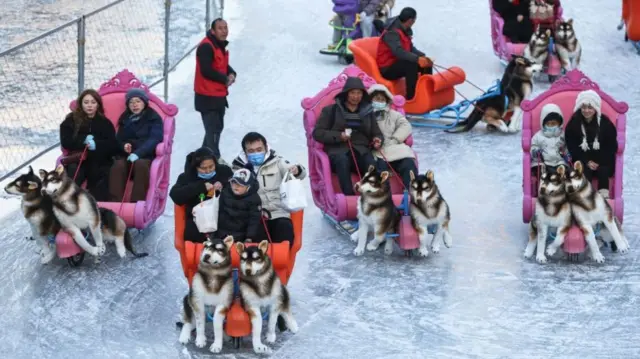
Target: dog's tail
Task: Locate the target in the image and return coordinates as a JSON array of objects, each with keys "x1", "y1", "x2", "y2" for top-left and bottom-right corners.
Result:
[
  {"x1": 124, "y1": 227, "x2": 149, "y2": 258},
  {"x1": 446, "y1": 107, "x2": 483, "y2": 133}
]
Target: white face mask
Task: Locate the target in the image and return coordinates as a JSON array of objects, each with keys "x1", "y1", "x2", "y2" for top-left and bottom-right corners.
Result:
[{"x1": 372, "y1": 101, "x2": 388, "y2": 111}]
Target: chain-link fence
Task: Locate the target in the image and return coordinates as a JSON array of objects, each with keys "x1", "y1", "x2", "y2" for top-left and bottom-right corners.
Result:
[{"x1": 0, "y1": 0, "x2": 221, "y2": 181}]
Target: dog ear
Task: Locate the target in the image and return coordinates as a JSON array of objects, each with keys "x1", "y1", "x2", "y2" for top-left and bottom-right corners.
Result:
[
  {"x1": 515, "y1": 57, "x2": 525, "y2": 66},
  {"x1": 55, "y1": 165, "x2": 65, "y2": 175},
  {"x1": 409, "y1": 170, "x2": 415, "y2": 182},
  {"x1": 258, "y1": 240, "x2": 269, "y2": 254},
  {"x1": 235, "y1": 242, "x2": 245, "y2": 255},
  {"x1": 380, "y1": 171, "x2": 389, "y2": 183},
  {"x1": 27, "y1": 181, "x2": 39, "y2": 190},
  {"x1": 556, "y1": 165, "x2": 565, "y2": 177},
  {"x1": 38, "y1": 169, "x2": 47, "y2": 180},
  {"x1": 567, "y1": 18, "x2": 573, "y2": 25},
  {"x1": 223, "y1": 235, "x2": 234, "y2": 248},
  {"x1": 426, "y1": 170, "x2": 434, "y2": 182},
  {"x1": 28, "y1": 165, "x2": 34, "y2": 175},
  {"x1": 367, "y1": 165, "x2": 375, "y2": 173},
  {"x1": 574, "y1": 160, "x2": 583, "y2": 174}
]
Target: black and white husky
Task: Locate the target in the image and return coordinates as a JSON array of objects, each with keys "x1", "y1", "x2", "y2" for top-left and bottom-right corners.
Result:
[
  {"x1": 560, "y1": 161, "x2": 629, "y2": 263},
  {"x1": 4, "y1": 166, "x2": 61, "y2": 264},
  {"x1": 524, "y1": 165, "x2": 572, "y2": 263},
  {"x1": 236, "y1": 240, "x2": 298, "y2": 354},
  {"x1": 179, "y1": 236, "x2": 235, "y2": 353},
  {"x1": 39, "y1": 165, "x2": 147, "y2": 260},
  {"x1": 524, "y1": 26, "x2": 552, "y2": 67},
  {"x1": 408, "y1": 170, "x2": 452, "y2": 257},
  {"x1": 555, "y1": 19, "x2": 582, "y2": 71},
  {"x1": 350, "y1": 165, "x2": 401, "y2": 256}
]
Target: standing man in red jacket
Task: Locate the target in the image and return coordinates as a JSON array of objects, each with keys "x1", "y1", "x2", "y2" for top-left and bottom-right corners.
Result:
[
  {"x1": 376, "y1": 7, "x2": 432, "y2": 101},
  {"x1": 194, "y1": 18, "x2": 236, "y2": 162}
]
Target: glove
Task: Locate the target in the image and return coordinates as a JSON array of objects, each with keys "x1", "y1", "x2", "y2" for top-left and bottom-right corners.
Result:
[
  {"x1": 359, "y1": 11, "x2": 367, "y2": 19},
  {"x1": 87, "y1": 139, "x2": 96, "y2": 151},
  {"x1": 83, "y1": 134, "x2": 94, "y2": 144},
  {"x1": 127, "y1": 153, "x2": 139, "y2": 162},
  {"x1": 418, "y1": 56, "x2": 432, "y2": 68},
  {"x1": 531, "y1": 149, "x2": 544, "y2": 159}
]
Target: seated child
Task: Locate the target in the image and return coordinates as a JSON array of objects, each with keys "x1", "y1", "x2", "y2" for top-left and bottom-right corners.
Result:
[
  {"x1": 215, "y1": 168, "x2": 262, "y2": 243},
  {"x1": 530, "y1": 103, "x2": 570, "y2": 176},
  {"x1": 169, "y1": 147, "x2": 233, "y2": 243}
]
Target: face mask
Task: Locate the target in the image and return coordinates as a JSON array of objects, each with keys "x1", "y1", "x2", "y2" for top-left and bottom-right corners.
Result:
[
  {"x1": 197, "y1": 171, "x2": 216, "y2": 180},
  {"x1": 543, "y1": 125, "x2": 560, "y2": 135},
  {"x1": 372, "y1": 101, "x2": 388, "y2": 111},
  {"x1": 247, "y1": 152, "x2": 265, "y2": 166}
]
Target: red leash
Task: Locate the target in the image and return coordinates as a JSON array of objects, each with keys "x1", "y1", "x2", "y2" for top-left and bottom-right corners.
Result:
[
  {"x1": 346, "y1": 138, "x2": 362, "y2": 180},
  {"x1": 378, "y1": 150, "x2": 407, "y2": 191},
  {"x1": 118, "y1": 162, "x2": 135, "y2": 216},
  {"x1": 260, "y1": 211, "x2": 274, "y2": 257},
  {"x1": 72, "y1": 146, "x2": 89, "y2": 181}
]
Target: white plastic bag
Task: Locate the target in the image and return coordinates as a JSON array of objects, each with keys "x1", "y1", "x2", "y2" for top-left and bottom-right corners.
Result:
[
  {"x1": 192, "y1": 192, "x2": 219, "y2": 233},
  {"x1": 279, "y1": 172, "x2": 307, "y2": 212}
]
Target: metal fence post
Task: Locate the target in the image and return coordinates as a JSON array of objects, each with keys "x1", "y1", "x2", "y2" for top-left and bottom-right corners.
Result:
[
  {"x1": 206, "y1": 0, "x2": 211, "y2": 30},
  {"x1": 76, "y1": 16, "x2": 86, "y2": 95},
  {"x1": 220, "y1": 0, "x2": 224, "y2": 18},
  {"x1": 163, "y1": 0, "x2": 171, "y2": 103}
]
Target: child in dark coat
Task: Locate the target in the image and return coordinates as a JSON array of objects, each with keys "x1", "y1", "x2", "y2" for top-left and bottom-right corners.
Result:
[
  {"x1": 215, "y1": 168, "x2": 262, "y2": 243},
  {"x1": 169, "y1": 147, "x2": 233, "y2": 243}
]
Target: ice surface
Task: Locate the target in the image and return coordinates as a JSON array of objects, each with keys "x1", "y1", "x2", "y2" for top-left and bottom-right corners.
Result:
[{"x1": 1, "y1": 0, "x2": 639, "y2": 358}]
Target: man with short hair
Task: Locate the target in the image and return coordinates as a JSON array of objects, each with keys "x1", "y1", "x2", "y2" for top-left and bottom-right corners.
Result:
[
  {"x1": 194, "y1": 18, "x2": 236, "y2": 161},
  {"x1": 231, "y1": 132, "x2": 307, "y2": 245},
  {"x1": 376, "y1": 7, "x2": 432, "y2": 100}
]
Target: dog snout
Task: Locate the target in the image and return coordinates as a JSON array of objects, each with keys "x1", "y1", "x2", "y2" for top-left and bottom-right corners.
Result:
[
  {"x1": 353, "y1": 183, "x2": 361, "y2": 193},
  {"x1": 203, "y1": 254, "x2": 211, "y2": 263}
]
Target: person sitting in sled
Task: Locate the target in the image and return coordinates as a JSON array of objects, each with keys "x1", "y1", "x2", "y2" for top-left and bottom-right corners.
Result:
[
  {"x1": 109, "y1": 88, "x2": 164, "y2": 203},
  {"x1": 327, "y1": 0, "x2": 391, "y2": 51},
  {"x1": 169, "y1": 147, "x2": 233, "y2": 243},
  {"x1": 564, "y1": 90, "x2": 618, "y2": 199},
  {"x1": 231, "y1": 131, "x2": 307, "y2": 246},
  {"x1": 376, "y1": 7, "x2": 433, "y2": 101},
  {"x1": 492, "y1": 0, "x2": 534, "y2": 44},
  {"x1": 367, "y1": 84, "x2": 417, "y2": 189},
  {"x1": 530, "y1": 103, "x2": 570, "y2": 177},
  {"x1": 215, "y1": 168, "x2": 263, "y2": 243}
]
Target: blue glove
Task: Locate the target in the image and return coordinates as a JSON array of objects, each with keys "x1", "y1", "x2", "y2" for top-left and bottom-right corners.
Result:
[
  {"x1": 83, "y1": 134, "x2": 94, "y2": 144},
  {"x1": 127, "y1": 153, "x2": 139, "y2": 162},
  {"x1": 87, "y1": 139, "x2": 96, "y2": 151}
]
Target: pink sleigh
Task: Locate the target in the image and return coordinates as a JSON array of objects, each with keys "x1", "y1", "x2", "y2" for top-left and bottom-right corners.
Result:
[
  {"x1": 489, "y1": 0, "x2": 564, "y2": 81},
  {"x1": 301, "y1": 65, "x2": 418, "y2": 222},
  {"x1": 54, "y1": 70, "x2": 178, "y2": 264},
  {"x1": 521, "y1": 70, "x2": 628, "y2": 257}
]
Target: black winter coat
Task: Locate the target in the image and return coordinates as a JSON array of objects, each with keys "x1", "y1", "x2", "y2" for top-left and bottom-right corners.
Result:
[
  {"x1": 169, "y1": 152, "x2": 233, "y2": 243},
  {"x1": 492, "y1": 0, "x2": 534, "y2": 43},
  {"x1": 116, "y1": 107, "x2": 164, "y2": 159},
  {"x1": 60, "y1": 112, "x2": 117, "y2": 167},
  {"x1": 565, "y1": 112, "x2": 618, "y2": 172},
  {"x1": 214, "y1": 181, "x2": 262, "y2": 242}
]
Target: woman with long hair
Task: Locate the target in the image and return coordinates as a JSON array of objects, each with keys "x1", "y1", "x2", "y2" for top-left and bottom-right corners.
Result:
[{"x1": 59, "y1": 89, "x2": 117, "y2": 201}]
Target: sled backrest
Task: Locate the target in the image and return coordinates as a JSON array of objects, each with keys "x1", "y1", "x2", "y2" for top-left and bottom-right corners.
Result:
[{"x1": 301, "y1": 65, "x2": 408, "y2": 149}]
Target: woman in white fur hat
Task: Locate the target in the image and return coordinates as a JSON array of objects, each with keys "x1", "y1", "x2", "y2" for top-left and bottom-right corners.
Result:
[
  {"x1": 367, "y1": 84, "x2": 417, "y2": 189},
  {"x1": 564, "y1": 89, "x2": 619, "y2": 199}
]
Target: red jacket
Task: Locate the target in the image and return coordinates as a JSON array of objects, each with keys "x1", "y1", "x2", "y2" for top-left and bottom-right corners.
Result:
[
  {"x1": 376, "y1": 28, "x2": 413, "y2": 68},
  {"x1": 194, "y1": 37, "x2": 229, "y2": 97}
]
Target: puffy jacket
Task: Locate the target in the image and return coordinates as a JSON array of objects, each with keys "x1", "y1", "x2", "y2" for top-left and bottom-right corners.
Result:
[
  {"x1": 215, "y1": 178, "x2": 262, "y2": 242},
  {"x1": 169, "y1": 149, "x2": 233, "y2": 243},
  {"x1": 60, "y1": 112, "x2": 117, "y2": 167},
  {"x1": 116, "y1": 107, "x2": 164, "y2": 159},
  {"x1": 372, "y1": 108, "x2": 415, "y2": 162},
  {"x1": 232, "y1": 148, "x2": 307, "y2": 220},
  {"x1": 530, "y1": 103, "x2": 567, "y2": 167},
  {"x1": 565, "y1": 112, "x2": 618, "y2": 170}
]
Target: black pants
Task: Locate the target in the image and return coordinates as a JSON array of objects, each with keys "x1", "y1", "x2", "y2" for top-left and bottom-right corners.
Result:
[
  {"x1": 583, "y1": 165, "x2": 613, "y2": 190},
  {"x1": 377, "y1": 157, "x2": 418, "y2": 190},
  {"x1": 380, "y1": 60, "x2": 432, "y2": 101},
  {"x1": 329, "y1": 150, "x2": 378, "y2": 196},
  {"x1": 65, "y1": 161, "x2": 110, "y2": 201},
  {"x1": 502, "y1": 19, "x2": 534, "y2": 44},
  {"x1": 256, "y1": 217, "x2": 294, "y2": 246},
  {"x1": 200, "y1": 108, "x2": 225, "y2": 159}
]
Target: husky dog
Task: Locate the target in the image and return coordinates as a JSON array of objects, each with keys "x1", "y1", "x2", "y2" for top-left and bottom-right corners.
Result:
[
  {"x1": 178, "y1": 236, "x2": 234, "y2": 353},
  {"x1": 236, "y1": 240, "x2": 298, "y2": 354},
  {"x1": 524, "y1": 26, "x2": 552, "y2": 66},
  {"x1": 408, "y1": 170, "x2": 452, "y2": 257},
  {"x1": 4, "y1": 166, "x2": 61, "y2": 264},
  {"x1": 447, "y1": 55, "x2": 542, "y2": 134},
  {"x1": 98, "y1": 207, "x2": 149, "y2": 258},
  {"x1": 350, "y1": 165, "x2": 401, "y2": 256},
  {"x1": 556, "y1": 161, "x2": 630, "y2": 263},
  {"x1": 523, "y1": 165, "x2": 572, "y2": 263},
  {"x1": 555, "y1": 19, "x2": 582, "y2": 71}
]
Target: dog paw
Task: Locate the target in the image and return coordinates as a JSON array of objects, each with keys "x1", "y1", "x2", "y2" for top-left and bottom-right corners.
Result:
[
  {"x1": 349, "y1": 230, "x2": 359, "y2": 242},
  {"x1": 545, "y1": 246, "x2": 557, "y2": 257},
  {"x1": 443, "y1": 235, "x2": 453, "y2": 248},
  {"x1": 592, "y1": 252, "x2": 606, "y2": 263},
  {"x1": 209, "y1": 341, "x2": 223, "y2": 353},
  {"x1": 195, "y1": 335, "x2": 207, "y2": 348},
  {"x1": 97, "y1": 244, "x2": 106, "y2": 256},
  {"x1": 353, "y1": 246, "x2": 365, "y2": 256},
  {"x1": 40, "y1": 248, "x2": 56, "y2": 264},
  {"x1": 178, "y1": 332, "x2": 191, "y2": 345},
  {"x1": 536, "y1": 255, "x2": 547, "y2": 264},
  {"x1": 523, "y1": 250, "x2": 534, "y2": 260},
  {"x1": 431, "y1": 244, "x2": 440, "y2": 254},
  {"x1": 265, "y1": 331, "x2": 276, "y2": 344},
  {"x1": 287, "y1": 320, "x2": 299, "y2": 333},
  {"x1": 366, "y1": 241, "x2": 380, "y2": 251},
  {"x1": 617, "y1": 242, "x2": 630, "y2": 254},
  {"x1": 253, "y1": 343, "x2": 272, "y2": 354},
  {"x1": 384, "y1": 244, "x2": 393, "y2": 255},
  {"x1": 418, "y1": 247, "x2": 429, "y2": 257}
]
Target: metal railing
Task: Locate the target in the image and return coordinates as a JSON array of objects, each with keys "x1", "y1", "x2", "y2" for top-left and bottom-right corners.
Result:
[{"x1": 0, "y1": 0, "x2": 222, "y2": 181}]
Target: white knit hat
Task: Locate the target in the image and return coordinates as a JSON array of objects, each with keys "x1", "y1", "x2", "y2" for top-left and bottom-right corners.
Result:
[
  {"x1": 367, "y1": 84, "x2": 394, "y2": 102},
  {"x1": 573, "y1": 89, "x2": 602, "y2": 151}
]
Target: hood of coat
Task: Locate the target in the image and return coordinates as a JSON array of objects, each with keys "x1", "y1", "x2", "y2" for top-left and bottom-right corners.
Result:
[
  {"x1": 334, "y1": 76, "x2": 371, "y2": 107},
  {"x1": 539, "y1": 103, "x2": 564, "y2": 137},
  {"x1": 385, "y1": 16, "x2": 413, "y2": 36},
  {"x1": 183, "y1": 147, "x2": 217, "y2": 177}
]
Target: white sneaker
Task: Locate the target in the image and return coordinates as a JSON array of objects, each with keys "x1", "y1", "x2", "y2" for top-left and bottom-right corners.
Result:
[{"x1": 598, "y1": 189, "x2": 610, "y2": 199}]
